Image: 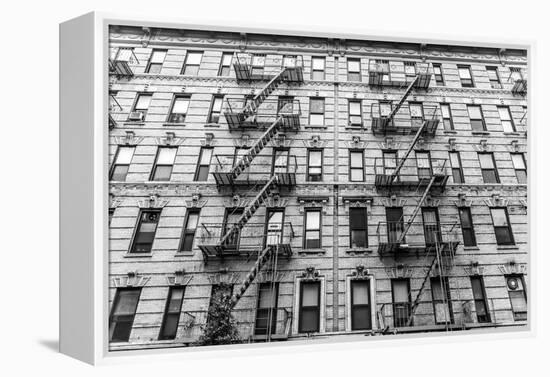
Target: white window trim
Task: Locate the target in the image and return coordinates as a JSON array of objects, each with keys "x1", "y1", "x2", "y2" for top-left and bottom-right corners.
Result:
[
  {"x1": 345, "y1": 275, "x2": 377, "y2": 332},
  {"x1": 293, "y1": 275, "x2": 326, "y2": 335}
]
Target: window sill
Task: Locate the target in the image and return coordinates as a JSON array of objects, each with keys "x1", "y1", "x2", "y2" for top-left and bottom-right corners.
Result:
[
  {"x1": 174, "y1": 252, "x2": 194, "y2": 257},
  {"x1": 345, "y1": 248, "x2": 373, "y2": 254},
  {"x1": 471, "y1": 131, "x2": 490, "y2": 136},
  {"x1": 503, "y1": 132, "x2": 521, "y2": 136},
  {"x1": 345, "y1": 125, "x2": 366, "y2": 131},
  {"x1": 299, "y1": 248, "x2": 326, "y2": 254},
  {"x1": 204, "y1": 123, "x2": 221, "y2": 128},
  {"x1": 497, "y1": 245, "x2": 519, "y2": 250},
  {"x1": 463, "y1": 246, "x2": 480, "y2": 251},
  {"x1": 443, "y1": 130, "x2": 458, "y2": 134},
  {"x1": 163, "y1": 122, "x2": 187, "y2": 127},
  {"x1": 305, "y1": 125, "x2": 328, "y2": 129},
  {"x1": 123, "y1": 122, "x2": 145, "y2": 126},
  {"x1": 124, "y1": 253, "x2": 153, "y2": 258}
]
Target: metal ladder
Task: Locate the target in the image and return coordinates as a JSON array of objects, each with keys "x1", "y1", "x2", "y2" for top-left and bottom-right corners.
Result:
[{"x1": 238, "y1": 68, "x2": 289, "y2": 121}]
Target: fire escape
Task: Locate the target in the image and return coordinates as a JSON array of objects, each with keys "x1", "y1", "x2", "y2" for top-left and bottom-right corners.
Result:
[
  {"x1": 198, "y1": 53, "x2": 304, "y2": 320},
  {"x1": 368, "y1": 59, "x2": 461, "y2": 331}
]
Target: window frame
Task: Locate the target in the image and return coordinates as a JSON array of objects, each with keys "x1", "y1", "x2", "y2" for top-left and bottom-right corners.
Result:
[
  {"x1": 110, "y1": 145, "x2": 135, "y2": 181},
  {"x1": 350, "y1": 279, "x2": 372, "y2": 330},
  {"x1": 391, "y1": 278, "x2": 411, "y2": 328},
  {"x1": 207, "y1": 95, "x2": 224, "y2": 124},
  {"x1": 254, "y1": 282, "x2": 279, "y2": 335},
  {"x1": 218, "y1": 52, "x2": 233, "y2": 76},
  {"x1": 348, "y1": 99, "x2": 363, "y2": 127},
  {"x1": 349, "y1": 207, "x2": 368, "y2": 248},
  {"x1": 306, "y1": 148, "x2": 323, "y2": 182},
  {"x1": 308, "y1": 97, "x2": 325, "y2": 126},
  {"x1": 194, "y1": 147, "x2": 213, "y2": 181},
  {"x1": 129, "y1": 93, "x2": 152, "y2": 120},
  {"x1": 166, "y1": 95, "x2": 190, "y2": 123},
  {"x1": 181, "y1": 51, "x2": 203, "y2": 75},
  {"x1": 470, "y1": 276, "x2": 491, "y2": 323},
  {"x1": 129, "y1": 209, "x2": 162, "y2": 254},
  {"x1": 347, "y1": 58, "x2": 361, "y2": 82},
  {"x1": 458, "y1": 65, "x2": 475, "y2": 87},
  {"x1": 158, "y1": 286, "x2": 186, "y2": 340},
  {"x1": 109, "y1": 287, "x2": 142, "y2": 343},
  {"x1": 505, "y1": 274, "x2": 527, "y2": 321},
  {"x1": 349, "y1": 149, "x2": 365, "y2": 182},
  {"x1": 433, "y1": 63, "x2": 445, "y2": 85},
  {"x1": 150, "y1": 146, "x2": 178, "y2": 181},
  {"x1": 490, "y1": 207, "x2": 515, "y2": 245},
  {"x1": 467, "y1": 105, "x2": 486, "y2": 131},
  {"x1": 303, "y1": 208, "x2": 322, "y2": 249},
  {"x1": 497, "y1": 106, "x2": 516, "y2": 133},
  {"x1": 298, "y1": 280, "x2": 321, "y2": 333},
  {"x1": 440, "y1": 103, "x2": 454, "y2": 130},
  {"x1": 478, "y1": 152, "x2": 500, "y2": 183},
  {"x1": 145, "y1": 49, "x2": 167, "y2": 74},
  {"x1": 311, "y1": 56, "x2": 326, "y2": 80},
  {"x1": 430, "y1": 277, "x2": 454, "y2": 324},
  {"x1": 449, "y1": 151, "x2": 464, "y2": 184},
  {"x1": 486, "y1": 66, "x2": 502, "y2": 89},
  {"x1": 458, "y1": 207, "x2": 477, "y2": 247},
  {"x1": 179, "y1": 209, "x2": 201, "y2": 252},
  {"x1": 511, "y1": 153, "x2": 527, "y2": 184}
]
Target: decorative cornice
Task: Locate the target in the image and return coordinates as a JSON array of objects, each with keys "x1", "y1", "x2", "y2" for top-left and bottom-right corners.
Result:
[
  {"x1": 385, "y1": 264, "x2": 413, "y2": 279},
  {"x1": 300, "y1": 266, "x2": 321, "y2": 281},
  {"x1": 351, "y1": 265, "x2": 370, "y2": 279},
  {"x1": 464, "y1": 262, "x2": 485, "y2": 276},
  {"x1": 137, "y1": 194, "x2": 169, "y2": 209},
  {"x1": 498, "y1": 261, "x2": 527, "y2": 275},
  {"x1": 207, "y1": 272, "x2": 242, "y2": 285},
  {"x1": 111, "y1": 271, "x2": 150, "y2": 288},
  {"x1": 166, "y1": 270, "x2": 193, "y2": 286}
]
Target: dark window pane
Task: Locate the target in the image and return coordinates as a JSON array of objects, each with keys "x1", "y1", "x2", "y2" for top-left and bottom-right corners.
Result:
[
  {"x1": 482, "y1": 170, "x2": 498, "y2": 183},
  {"x1": 495, "y1": 227, "x2": 514, "y2": 245},
  {"x1": 452, "y1": 169, "x2": 463, "y2": 184},
  {"x1": 300, "y1": 309, "x2": 319, "y2": 332},
  {"x1": 111, "y1": 165, "x2": 129, "y2": 181},
  {"x1": 161, "y1": 314, "x2": 180, "y2": 340},
  {"x1": 152, "y1": 166, "x2": 172, "y2": 181},
  {"x1": 352, "y1": 307, "x2": 370, "y2": 330},
  {"x1": 516, "y1": 170, "x2": 527, "y2": 184},
  {"x1": 196, "y1": 166, "x2": 210, "y2": 181},
  {"x1": 111, "y1": 320, "x2": 133, "y2": 342}
]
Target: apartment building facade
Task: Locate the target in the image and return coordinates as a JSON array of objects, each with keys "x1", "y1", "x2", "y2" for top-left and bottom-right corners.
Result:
[{"x1": 108, "y1": 25, "x2": 528, "y2": 351}]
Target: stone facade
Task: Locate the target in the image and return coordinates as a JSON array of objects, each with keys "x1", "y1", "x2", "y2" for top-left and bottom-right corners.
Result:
[{"x1": 108, "y1": 25, "x2": 528, "y2": 351}]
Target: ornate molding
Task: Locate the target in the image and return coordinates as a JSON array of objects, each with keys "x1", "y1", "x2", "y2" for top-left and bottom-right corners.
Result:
[
  {"x1": 185, "y1": 192, "x2": 208, "y2": 208},
  {"x1": 380, "y1": 195, "x2": 407, "y2": 207},
  {"x1": 379, "y1": 137, "x2": 400, "y2": 150},
  {"x1": 114, "y1": 130, "x2": 144, "y2": 146},
  {"x1": 270, "y1": 133, "x2": 292, "y2": 148},
  {"x1": 264, "y1": 195, "x2": 289, "y2": 208},
  {"x1": 346, "y1": 136, "x2": 367, "y2": 149},
  {"x1": 303, "y1": 135, "x2": 327, "y2": 149},
  {"x1": 484, "y1": 193, "x2": 509, "y2": 207},
  {"x1": 447, "y1": 138, "x2": 457, "y2": 151},
  {"x1": 112, "y1": 271, "x2": 150, "y2": 288},
  {"x1": 166, "y1": 270, "x2": 193, "y2": 286},
  {"x1": 297, "y1": 195, "x2": 330, "y2": 214},
  {"x1": 300, "y1": 266, "x2": 320, "y2": 281},
  {"x1": 351, "y1": 265, "x2": 370, "y2": 279},
  {"x1": 464, "y1": 262, "x2": 485, "y2": 276},
  {"x1": 207, "y1": 272, "x2": 242, "y2": 285},
  {"x1": 416, "y1": 194, "x2": 440, "y2": 208},
  {"x1": 137, "y1": 194, "x2": 169, "y2": 209},
  {"x1": 385, "y1": 264, "x2": 413, "y2": 279},
  {"x1": 233, "y1": 135, "x2": 251, "y2": 148},
  {"x1": 155, "y1": 132, "x2": 185, "y2": 146},
  {"x1": 454, "y1": 193, "x2": 473, "y2": 207},
  {"x1": 200, "y1": 133, "x2": 216, "y2": 147},
  {"x1": 498, "y1": 261, "x2": 527, "y2": 275},
  {"x1": 109, "y1": 194, "x2": 123, "y2": 209},
  {"x1": 257, "y1": 271, "x2": 287, "y2": 283},
  {"x1": 342, "y1": 195, "x2": 373, "y2": 214}
]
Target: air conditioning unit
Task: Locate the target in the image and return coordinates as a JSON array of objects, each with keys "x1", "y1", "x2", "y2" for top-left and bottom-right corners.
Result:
[
  {"x1": 128, "y1": 111, "x2": 144, "y2": 121},
  {"x1": 507, "y1": 276, "x2": 524, "y2": 291}
]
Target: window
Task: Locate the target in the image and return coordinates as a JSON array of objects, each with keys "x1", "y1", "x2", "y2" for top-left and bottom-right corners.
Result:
[
  {"x1": 265, "y1": 210, "x2": 284, "y2": 247},
  {"x1": 159, "y1": 286, "x2": 185, "y2": 340},
  {"x1": 255, "y1": 282, "x2": 279, "y2": 335},
  {"x1": 307, "y1": 149, "x2": 323, "y2": 182},
  {"x1": 386, "y1": 207, "x2": 404, "y2": 244},
  {"x1": 433, "y1": 63, "x2": 445, "y2": 85},
  {"x1": 208, "y1": 96, "x2": 224, "y2": 124},
  {"x1": 478, "y1": 153, "x2": 499, "y2": 183},
  {"x1": 145, "y1": 49, "x2": 167, "y2": 74},
  {"x1": 351, "y1": 280, "x2": 371, "y2": 330},
  {"x1": 110, "y1": 146, "x2": 135, "y2": 181},
  {"x1": 303, "y1": 209, "x2": 321, "y2": 249},
  {"x1": 415, "y1": 151, "x2": 432, "y2": 179},
  {"x1": 511, "y1": 153, "x2": 527, "y2": 184},
  {"x1": 283, "y1": 54, "x2": 298, "y2": 68},
  {"x1": 376, "y1": 59, "x2": 390, "y2": 81},
  {"x1": 440, "y1": 103, "x2": 454, "y2": 130},
  {"x1": 218, "y1": 52, "x2": 233, "y2": 76},
  {"x1": 510, "y1": 67, "x2": 524, "y2": 82},
  {"x1": 311, "y1": 57, "x2": 325, "y2": 80},
  {"x1": 379, "y1": 101, "x2": 392, "y2": 117},
  {"x1": 470, "y1": 276, "x2": 490, "y2": 323},
  {"x1": 109, "y1": 208, "x2": 115, "y2": 225},
  {"x1": 309, "y1": 97, "x2": 325, "y2": 126},
  {"x1": 458, "y1": 207, "x2": 476, "y2": 247},
  {"x1": 109, "y1": 288, "x2": 141, "y2": 342},
  {"x1": 129, "y1": 93, "x2": 152, "y2": 121},
  {"x1": 383, "y1": 151, "x2": 398, "y2": 176},
  {"x1": 505, "y1": 275, "x2": 527, "y2": 320},
  {"x1": 498, "y1": 106, "x2": 516, "y2": 132},
  {"x1": 194, "y1": 147, "x2": 213, "y2": 181},
  {"x1": 272, "y1": 149, "x2": 289, "y2": 175},
  {"x1": 182, "y1": 51, "x2": 202, "y2": 75},
  {"x1": 349, "y1": 208, "x2": 368, "y2": 248},
  {"x1": 490, "y1": 207, "x2": 514, "y2": 245},
  {"x1": 347, "y1": 58, "x2": 361, "y2": 81},
  {"x1": 422, "y1": 208, "x2": 441, "y2": 246},
  {"x1": 404, "y1": 61, "x2": 416, "y2": 79},
  {"x1": 349, "y1": 150, "x2": 364, "y2": 182},
  {"x1": 299, "y1": 281, "x2": 321, "y2": 333},
  {"x1": 467, "y1": 105, "x2": 486, "y2": 131},
  {"x1": 179, "y1": 209, "x2": 200, "y2": 252},
  {"x1": 458, "y1": 65, "x2": 474, "y2": 87},
  {"x1": 207, "y1": 284, "x2": 233, "y2": 323},
  {"x1": 167, "y1": 95, "x2": 190, "y2": 123},
  {"x1": 277, "y1": 96, "x2": 295, "y2": 115},
  {"x1": 150, "y1": 147, "x2": 177, "y2": 181},
  {"x1": 348, "y1": 100, "x2": 362, "y2": 126},
  {"x1": 223, "y1": 208, "x2": 243, "y2": 248},
  {"x1": 251, "y1": 54, "x2": 265, "y2": 76},
  {"x1": 486, "y1": 66, "x2": 502, "y2": 89},
  {"x1": 130, "y1": 209, "x2": 161, "y2": 253},
  {"x1": 449, "y1": 152, "x2": 464, "y2": 184},
  {"x1": 391, "y1": 279, "x2": 411, "y2": 327},
  {"x1": 431, "y1": 277, "x2": 453, "y2": 324}
]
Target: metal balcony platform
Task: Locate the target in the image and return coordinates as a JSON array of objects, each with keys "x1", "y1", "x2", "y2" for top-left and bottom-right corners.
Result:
[{"x1": 370, "y1": 103, "x2": 441, "y2": 137}]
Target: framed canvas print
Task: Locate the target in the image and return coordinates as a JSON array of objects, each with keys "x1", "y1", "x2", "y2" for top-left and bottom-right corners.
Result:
[{"x1": 60, "y1": 12, "x2": 531, "y2": 365}]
